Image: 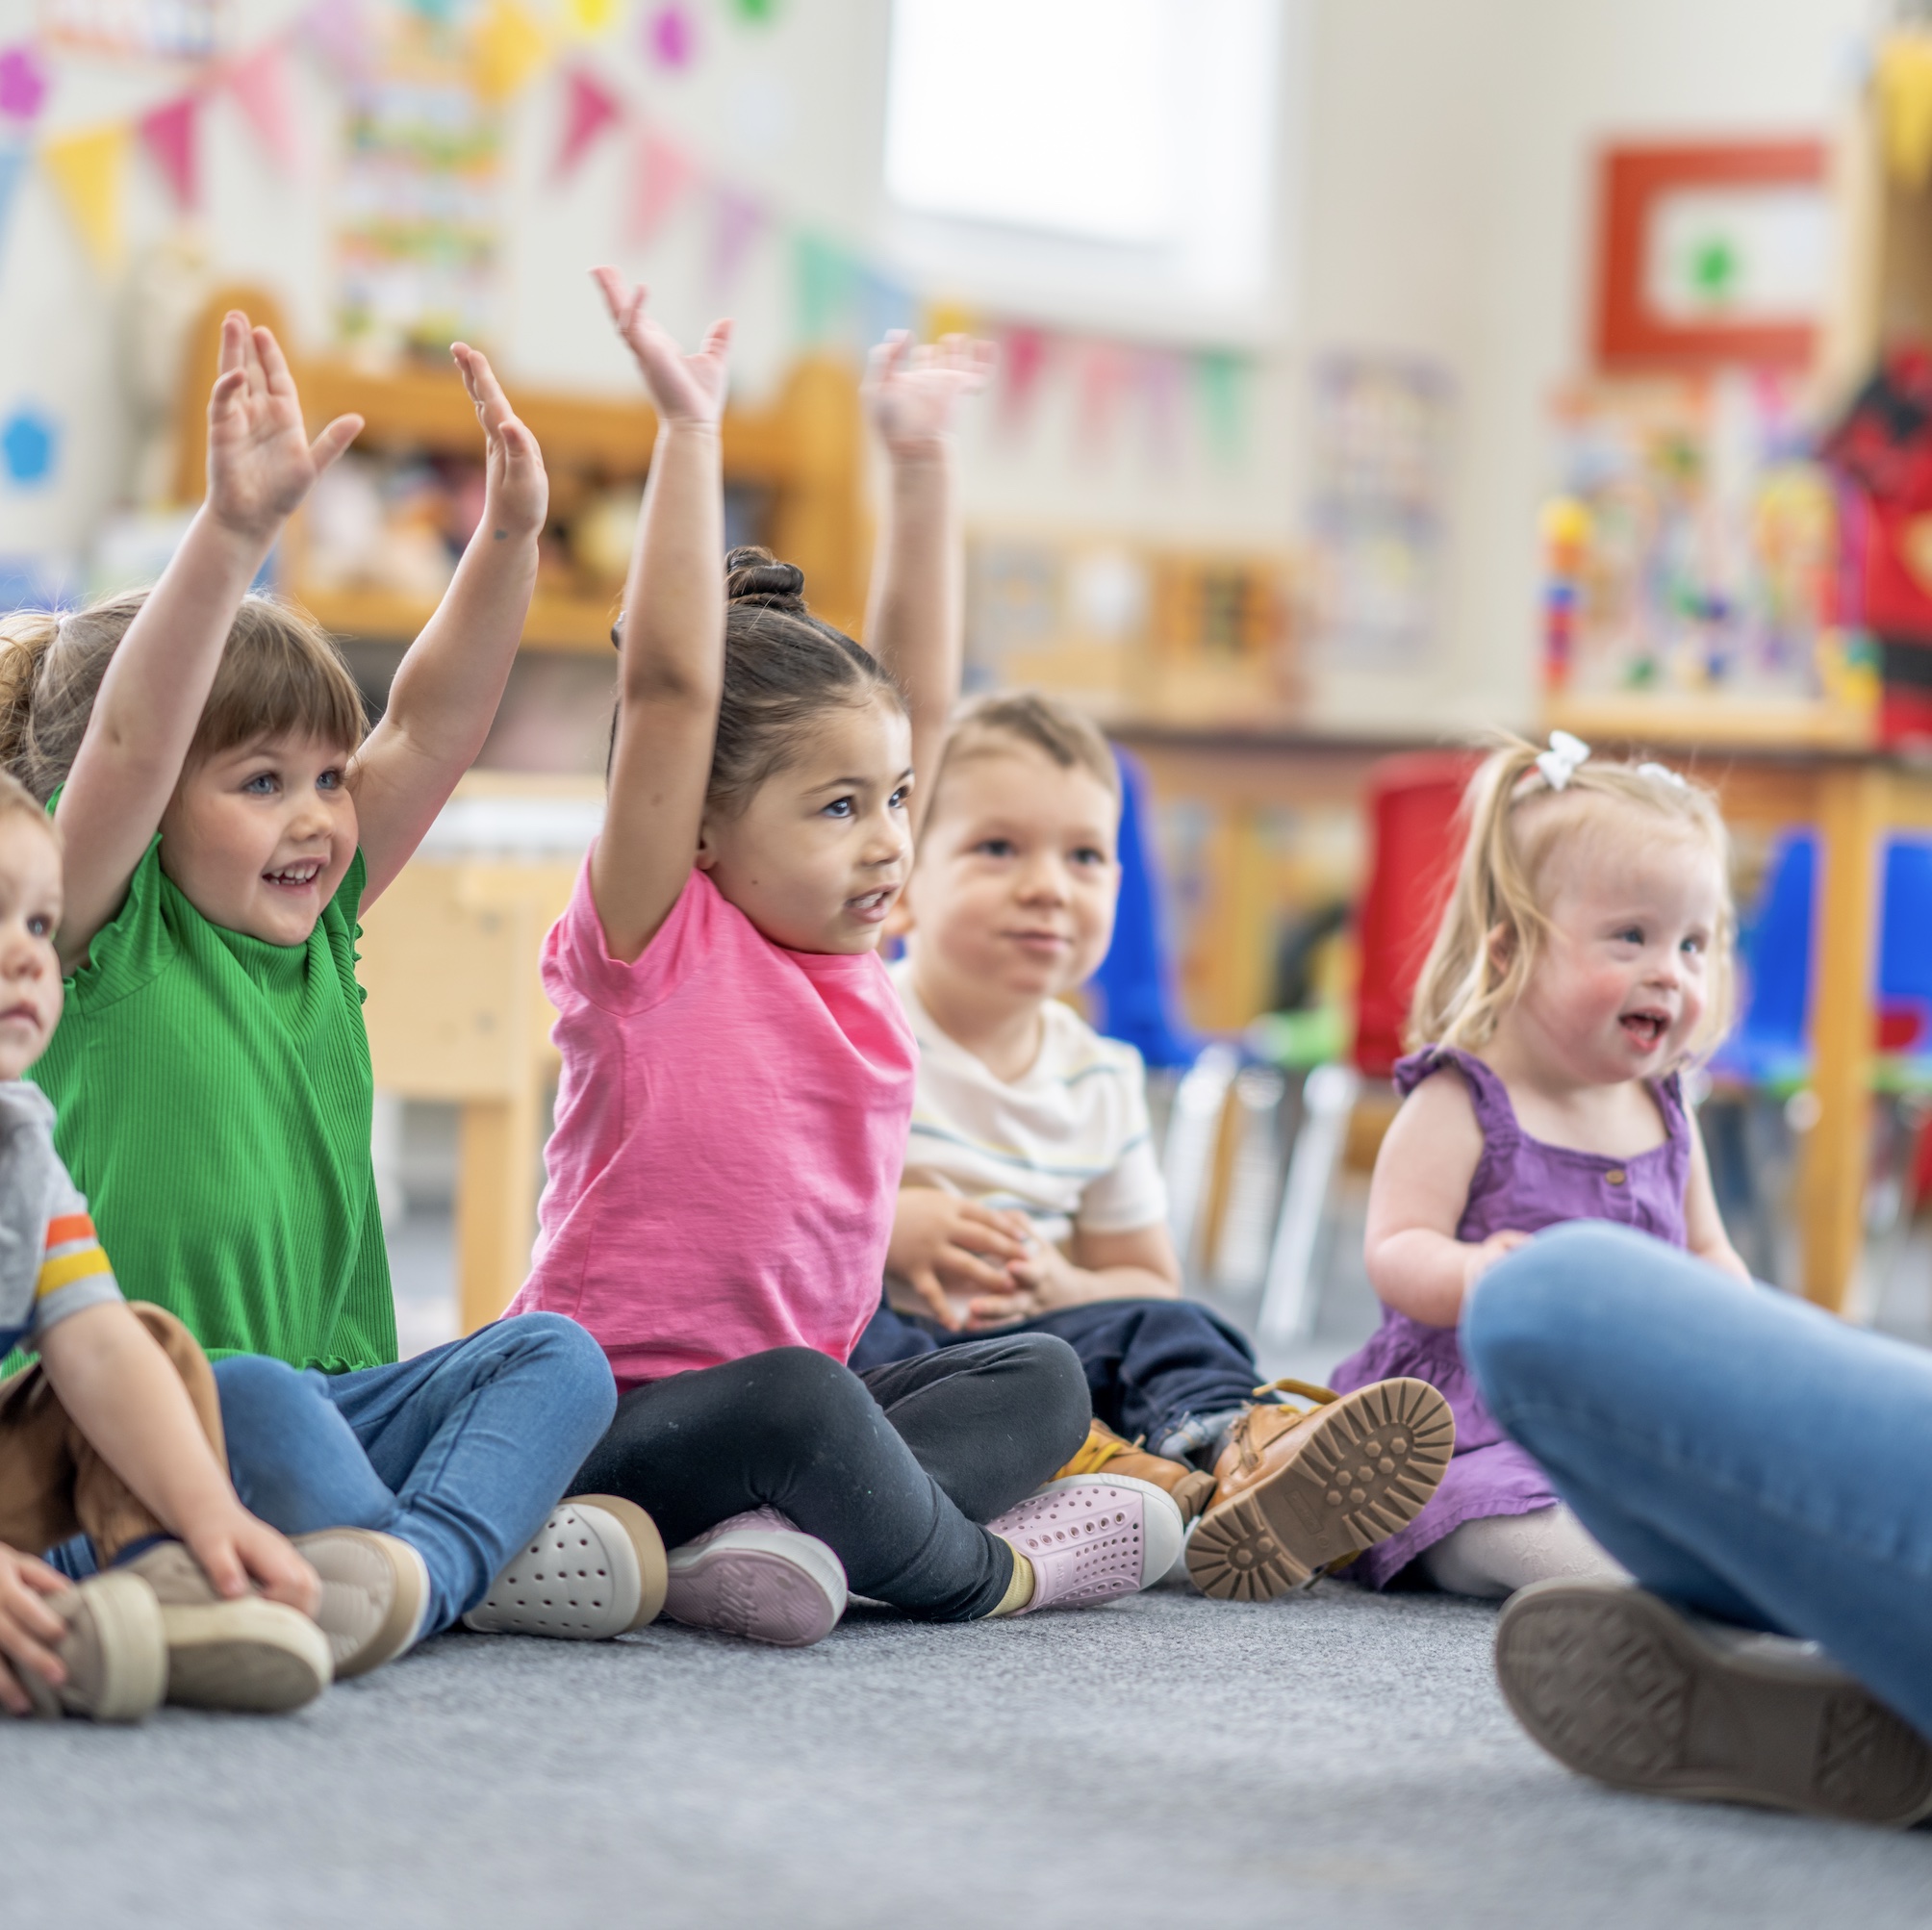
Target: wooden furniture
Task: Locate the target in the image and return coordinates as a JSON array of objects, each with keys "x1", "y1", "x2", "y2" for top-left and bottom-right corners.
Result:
[{"x1": 169, "y1": 284, "x2": 871, "y2": 640}]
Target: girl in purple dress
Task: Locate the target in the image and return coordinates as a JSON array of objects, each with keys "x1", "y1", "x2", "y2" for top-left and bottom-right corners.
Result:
[{"x1": 1333, "y1": 731, "x2": 1750, "y2": 1597}]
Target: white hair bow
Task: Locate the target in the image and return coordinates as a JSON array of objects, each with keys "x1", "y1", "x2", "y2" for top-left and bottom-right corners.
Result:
[
  {"x1": 1636, "y1": 760, "x2": 1688, "y2": 789},
  {"x1": 1534, "y1": 730, "x2": 1590, "y2": 792}
]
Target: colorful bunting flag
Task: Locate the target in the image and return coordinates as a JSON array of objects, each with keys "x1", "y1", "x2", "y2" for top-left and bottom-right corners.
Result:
[
  {"x1": 556, "y1": 64, "x2": 622, "y2": 179},
  {"x1": 708, "y1": 185, "x2": 764, "y2": 294},
  {"x1": 225, "y1": 42, "x2": 299, "y2": 174},
  {"x1": 0, "y1": 45, "x2": 46, "y2": 123},
  {"x1": 646, "y1": 5, "x2": 696, "y2": 70},
  {"x1": 140, "y1": 95, "x2": 197, "y2": 210},
  {"x1": 44, "y1": 123, "x2": 127, "y2": 273},
  {"x1": 1075, "y1": 341, "x2": 1133, "y2": 459},
  {"x1": 625, "y1": 124, "x2": 695, "y2": 247},
  {"x1": 472, "y1": 0, "x2": 550, "y2": 103},
  {"x1": 563, "y1": 0, "x2": 619, "y2": 38},
  {"x1": 1195, "y1": 349, "x2": 1248, "y2": 464},
  {"x1": 997, "y1": 324, "x2": 1052, "y2": 432},
  {"x1": 301, "y1": 0, "x2": 372, "y2": 85},
  {"x1": 0, "y1": 145, "x2": 25, "y2": 267},
  {"x1": 793, "y1": 232, "x2": 856, "y2": 343}
]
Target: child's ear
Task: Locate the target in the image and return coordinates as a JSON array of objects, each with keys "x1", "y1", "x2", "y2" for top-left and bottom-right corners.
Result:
[
  {"x1": 694, "y1": 817, "x2": 719, "y2": 873},
  {"x1": 1485, "y1": 921, "x2": 1514, "y2": 978}
]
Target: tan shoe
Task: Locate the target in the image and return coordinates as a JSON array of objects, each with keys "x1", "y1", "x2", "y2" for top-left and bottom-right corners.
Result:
[
  {"x1": 294, "y1": 1530, "x2": 430, "y2": 1680},
  {"x1": 11, "y1": 1571, "x2": 167, "y2": 1723},
  {"x1": 1055, "y1": 1420, "x2": 1215, "y2": 1525},
  {"x1": 121, "y1": 1541, "x2": 333, "y2": 1714},
  {"x1": 1186, "y1": 1378, "x2": 1454, "y2": 1601}
]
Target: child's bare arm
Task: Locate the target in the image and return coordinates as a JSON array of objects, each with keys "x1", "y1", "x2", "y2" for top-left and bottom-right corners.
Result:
[
  {"x1": 36, "y1": 1304, "x2": 318, "y2": 1614},
  {"x1": 1363, "y1": 1073, "x2": 1519, "y2": 1327},
  {"x1": 860, "y1": 333, "x2": 994, "y2": 843},
  {"x1": 354, "y1": 345, "x2": 548, "y2": 905},
  {"x1": 55, "y1": 316, "x2": 361, "y2": 969},
  {"x1": 590, "y1": 270, "x2": 733, "y2": 962},
  {"x1": 1684, "y1": 1116, "x2": 1751, "y2": 1281}
]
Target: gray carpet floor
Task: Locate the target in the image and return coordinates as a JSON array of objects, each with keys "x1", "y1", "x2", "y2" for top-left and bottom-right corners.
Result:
[{"x1": 8, "y1": 1575, "x2": 1931, "y2": 1928}]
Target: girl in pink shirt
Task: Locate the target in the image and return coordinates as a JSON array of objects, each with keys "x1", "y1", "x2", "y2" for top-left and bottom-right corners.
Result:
[{"x1": 508, "y1": 272, "x2": 1186, "y2": 1645}]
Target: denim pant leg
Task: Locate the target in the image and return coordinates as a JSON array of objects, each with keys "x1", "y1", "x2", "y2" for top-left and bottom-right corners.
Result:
[
  {"x1": 318, "y1": 1314, "x2": 615, "y2": 1634},
  {"x1": 1463, "y1": 1221, "x2": 1932, "y2": 1740},
  {"x1": 1015, "y1": 1300, "x2": 1259, "y2": 1445}
]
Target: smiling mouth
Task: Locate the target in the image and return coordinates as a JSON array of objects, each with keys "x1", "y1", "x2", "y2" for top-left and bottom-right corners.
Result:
[
  {"x1": 1620, "y1": 1010, "x2": 1669, "y2": 1049},
  {"x1": 264, "y1": 861, "x2": 324, "y2": 892},
  {"x1": 846, "y1": 887, "x2": 897, "y2": 922}
]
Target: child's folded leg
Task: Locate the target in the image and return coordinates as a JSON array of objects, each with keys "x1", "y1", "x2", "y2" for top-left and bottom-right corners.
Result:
[{"x1": 1416, "y1": 1505, "x2": 1628, "y2": 1599}]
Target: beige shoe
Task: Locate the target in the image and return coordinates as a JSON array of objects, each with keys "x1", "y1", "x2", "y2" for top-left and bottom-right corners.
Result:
[
  {"x1": 120, "y1": 1541, "x2": 333, "y2": 1714},
  {"x1": 12, "y1": 1571, "x2": 167, "y2": 1723},
  {"x1": 1055, "y1": 1420, "x2": 1215, "y2": 1525},
  {"x1": 293, "y1": 1530, "x2": 430, "y2": 1679},
  {"x1": 1186, "y1": 1378, "x2": 1454, "y2": 1601},
  {"x1": 464, "y1": 1495, "x2": 668, "y2": 1639}
]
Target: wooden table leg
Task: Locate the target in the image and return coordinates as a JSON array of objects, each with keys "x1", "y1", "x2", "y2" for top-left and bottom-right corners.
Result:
[
  {"x1": 455, "y1": 1086, "x2": 543, "y2": 1334},
  {"x1": 1801, "y1": 763, "x2": 1885, "y2": 1310}
]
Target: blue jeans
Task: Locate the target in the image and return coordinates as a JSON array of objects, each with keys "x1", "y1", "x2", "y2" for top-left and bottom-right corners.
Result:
[
  {"x1": 1463, "y1": 1222, "x2": 1932, "y2": 1740},
  {"x1": 214, "y1": 1313, "x2": 615, "y2": 1636},
  {"x1": 850, "y1": 1294, "x2": 1258, "y2": 1448}
]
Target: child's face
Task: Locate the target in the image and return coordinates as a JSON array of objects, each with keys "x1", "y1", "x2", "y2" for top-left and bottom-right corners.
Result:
[
  {"x1": 158, "y1": 731, "x2": 359, "y2": 947},
  {"x1": 902, "y1": 744, "x2": 1120, "y2": 1007},
  {"x1": 697, "y1": 696, "x2": 913, "y2": 954},
  {"x1": 0, "y1": 815, "x2": 64, "y2": 1080},
  {"x1": 1513, "y1": 823, "x2": 1724, "y2": 1086}
]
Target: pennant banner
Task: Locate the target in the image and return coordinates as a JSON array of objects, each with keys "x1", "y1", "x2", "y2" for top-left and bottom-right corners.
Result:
[
  {"x1": 562, "y1": 0, "x2": 619, "y2": 38},
  {"x1": 0, "y1": 44, "x2": 46, "y2": 122},
  {"x1": 300, "y1": 0, "x2": 371, "y2": 85},
  {"x1": 472, "y1": 0, "x2": 550, "y2": 103},
  {"x1": 556, "y1": 64, "x2": 622, "y2": 179},
  {"x1": 0, "y1": 144, "x2": 25, "y2": 267},
  {"x1": 226, "y1": 42, "x2": 299, "y2": 174},
  {"x1": 707, "y1": 184, "x2": 763, "y2": 294},
  {"x1": 44, "y1": 123, "x2": 127, "y2": 273},
  {"x1": 140, "y1": 94, "x2": 197, "y2": 209},
  {"x1": 625, "y1": 123, "x2": 693, "y2": 246}
]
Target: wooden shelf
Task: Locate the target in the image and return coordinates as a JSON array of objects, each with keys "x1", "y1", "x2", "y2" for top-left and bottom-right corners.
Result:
[
  {"x1": 1546, "y1": 691, "x2": 1877, "y2": 754},
  {"x1": 296, "y1": 585, "x2": 620, "y2": 654}
]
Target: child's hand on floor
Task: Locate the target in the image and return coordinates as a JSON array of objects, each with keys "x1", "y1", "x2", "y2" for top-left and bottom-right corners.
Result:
[
  {"x1": 888, "y1": 1188, "x2": 1034, "y2": 1330},
  {"x1": 205, "y1": 312, "x2": 363, "y2": 546},
  {"x1": 592, "y1": 267, "x2": 731, "y2": 429},
  {"x1": 453, "y1": 343, "x2": 548, "y2": 543},
  {"x1": 0, "y1": 1544, "x2": 73, "y2": 1713},
  {"x1": 182, "y1": 1506, "x2": 320, "y2": 1619},
  {"x1": 862, "y1": 331, "x2": 997, "y2": 461}
]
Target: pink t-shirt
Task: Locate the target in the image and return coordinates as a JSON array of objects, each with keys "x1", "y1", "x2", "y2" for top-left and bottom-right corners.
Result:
[{"x1": 508, "y1": 858, "x2": 916, "y2": 1386}]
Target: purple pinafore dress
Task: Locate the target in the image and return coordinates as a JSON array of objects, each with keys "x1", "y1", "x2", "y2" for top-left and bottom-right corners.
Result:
[{"x1": 1329, "y1": 1045, "x2": 1690, "y2": 1588}]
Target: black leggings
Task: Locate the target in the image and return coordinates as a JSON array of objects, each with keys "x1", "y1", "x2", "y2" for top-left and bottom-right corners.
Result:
[{"x1": 572, "y1": 1334, "x2": 1090, "y2": 1621}]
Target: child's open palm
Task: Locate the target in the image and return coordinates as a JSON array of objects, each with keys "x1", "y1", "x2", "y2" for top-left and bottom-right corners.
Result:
[
  {"x1": 205, "y1": 312, "x2": 362, "y2": 544},
  {"x1": 453, "y1": 342, "x2": 548, "y2": 539},
  {"x1": 593, "y1": 267, "x2": 731, "y2": 428},
  {"x1": 863, "y1": 330, "x2": 996, "y2": 459}
]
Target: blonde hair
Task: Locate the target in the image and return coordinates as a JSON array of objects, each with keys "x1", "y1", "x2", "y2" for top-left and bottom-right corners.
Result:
[
  {"x1": 0, "y1": 592, "x2": 367, "y2": 803},
  {"x1": 0, "y1": 769, "x2": 59, "y2": 850},
  {"x1": 1408, "y1": 733, "x2": 1736, "y2": 1065},
  {"x1": 927, "y1": 690, "x2": 1122, "y2": 828}
]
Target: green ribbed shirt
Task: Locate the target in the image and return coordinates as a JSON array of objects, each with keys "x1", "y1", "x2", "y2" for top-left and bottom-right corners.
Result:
[{"x1": 34, "y1": 833, "x2": 396, "y2": 1373}]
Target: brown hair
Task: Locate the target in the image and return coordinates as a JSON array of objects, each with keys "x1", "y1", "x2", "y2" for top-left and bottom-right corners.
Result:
[
  {"x1": 1409, "y1": 733, "x2": 1736, "y2": 1065},
  {"x1": 0, "y1": 592, "x2": 366, "y2": 803},
  {"x1": 610, "y1": 546, "x2": 902, "y2": 817},
  {"x1": 928, "y1": 690, "x2": 1121, "y2": 827}
]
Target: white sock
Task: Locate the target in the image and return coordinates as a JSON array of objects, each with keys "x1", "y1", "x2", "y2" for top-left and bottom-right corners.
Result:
[{"x1": 1418, "y1": 1506, "x2": 1628, "y2": 1600}]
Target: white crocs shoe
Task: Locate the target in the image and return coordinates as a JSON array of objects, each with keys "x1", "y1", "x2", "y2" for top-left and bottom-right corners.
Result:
[
  {"x1": 663, "y1": 1509, "x2": 848, "y2": 1648},
  {"x1": 463, "y1": 1495, "x2": 667, "y2": 1639},
  {"x1": 990, "y1": 1474, "x2": 1185, "y2": 1613}
]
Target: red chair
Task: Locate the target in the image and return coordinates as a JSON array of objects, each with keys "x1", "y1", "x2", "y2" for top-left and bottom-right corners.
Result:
[{"x1": 1258, "y1": 750, "x2": 1479, "y2": 1341}]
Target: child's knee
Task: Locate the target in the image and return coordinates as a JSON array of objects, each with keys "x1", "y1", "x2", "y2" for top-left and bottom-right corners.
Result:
[
  {"x1": 1463, "y1": 1223, "x2": 1635, "y2": 1404},
  {"x1": 1000, "y1": 1333, "x2": 1090, "y2": 1460},
  {"x1": 496, "y1": 1312, "x2": 617, "y2": 1429},
  {"x1": 746, "y1": 1347, "x2": 874, "y2": 1450},
  {"x1": 212, "y1": 1353, "x2": 312, "y2": 1437}
]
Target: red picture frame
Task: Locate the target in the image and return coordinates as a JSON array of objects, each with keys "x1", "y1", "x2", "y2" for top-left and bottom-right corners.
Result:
[{"x1": 1594, "y1": 140, "x2": 1827, "y2": 369}]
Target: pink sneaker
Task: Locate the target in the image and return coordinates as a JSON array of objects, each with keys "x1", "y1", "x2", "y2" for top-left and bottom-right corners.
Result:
[
  {"x1": 988, "y1": 1475, "x2": 1185, "y2": 1613},
  {"x1": 663, "y1": 1509, "x2": 848, "y2": 1647}
]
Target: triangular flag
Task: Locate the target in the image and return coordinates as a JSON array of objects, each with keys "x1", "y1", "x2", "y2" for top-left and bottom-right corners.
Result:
[
  {"x1": 0, "y1": 45, "x2": 47, "y2": 123},
  {"x1": 140, "y1": 95, "x2": 198, "y2": 210},
  {"x1": 1194, "y1": 348, "x2": 1247, "y2": 465},
  {"x1": 563, "y1": 0, "x2": 618, "y2": 38},
  {"x1": 555, "y1": 65, "x2": 623, "y2": 180},
  {"x1": 473, "y1": 0, "x2": 551, "y2": 104},
  {"x1": 708, "y1": 185, "x2": 764, "y2": 294},
  {"x1": 0, "y1": 146, "x2": 26, "y2": 267},
  {"x1": 1075, "y1": 340, "x2": 1132, "y2": 460},
  {"x1": 625, "y1": 123, "x2": 694, "y2": 246},
  {"x1": 225, "y1": 43, "x2": 299, "y2": 174},
  {"x1": 44, "y1": 124, "x2": 129, "y2": 274},
  {"x1": 997, "y1": 324, "x2": 1051, "y2": 433},
  {"x1": 301, "y1": 0, "x2": 372, "y2": 85}
]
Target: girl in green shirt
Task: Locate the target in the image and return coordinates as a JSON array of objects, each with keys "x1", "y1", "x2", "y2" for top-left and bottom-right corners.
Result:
[{"x1": 0, "y1": 310, "x2": 664, "y2": 1656}]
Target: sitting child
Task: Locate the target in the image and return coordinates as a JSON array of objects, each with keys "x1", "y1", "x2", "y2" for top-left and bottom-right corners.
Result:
[
  {"x1": 852, "y1": 691, "x2": 1454, "y2": 1601},
  {"x1": 1336, "y1": 731, "x2": 1750, "y2": 1598},
  {"x1": 512, "y1": 276, "x2": 1181, "y2": 1644},
  {"x1": 0, "y1": 773, "x2": 333, "y2": 1718},
  {"x1": 0, "y1": 313, "x2": 652, "y2": 1659}
]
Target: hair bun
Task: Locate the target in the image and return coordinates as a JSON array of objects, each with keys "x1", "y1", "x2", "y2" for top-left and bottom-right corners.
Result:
[{"x1": 724, "y1": 546, "x2": 807, "y2": 612}]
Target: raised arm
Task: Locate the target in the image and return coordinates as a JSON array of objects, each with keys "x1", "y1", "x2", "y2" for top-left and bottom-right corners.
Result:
[
  {"x1": 54, "y1": 315, "x2": 361, "y2": 969},
  {"x1": 588, "y1": 268, "x2": 733, "y2": 962},
  {"x1": 354, "y1": 344, "x2": 548, "y2": 904},
  {"x1": 860, "y1": 332, "x2": 994, "y2": 843}
]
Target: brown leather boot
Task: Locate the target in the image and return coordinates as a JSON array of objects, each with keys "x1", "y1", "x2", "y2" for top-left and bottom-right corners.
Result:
[
  {"x1": 1054, "y1": 1420, "x2": 1216, "y2": 1525},
  {"x1": 1186, "y1": 1378, "x2": 1454, "y2": 1601}
]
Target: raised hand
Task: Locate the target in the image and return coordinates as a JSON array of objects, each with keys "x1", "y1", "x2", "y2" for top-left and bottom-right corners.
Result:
[
  {"x1": 592, "y1": 267, "x2": 731, "y2": 429},
  {"x1": 452, "y1": 343, "x2": 549, "y2": 541},
  {"x1": 862, "y1": 329, "x2": 996, "y2": 460},
  {"x1": 204, "y1": 312, "x2": 363, "y2": 545}
]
